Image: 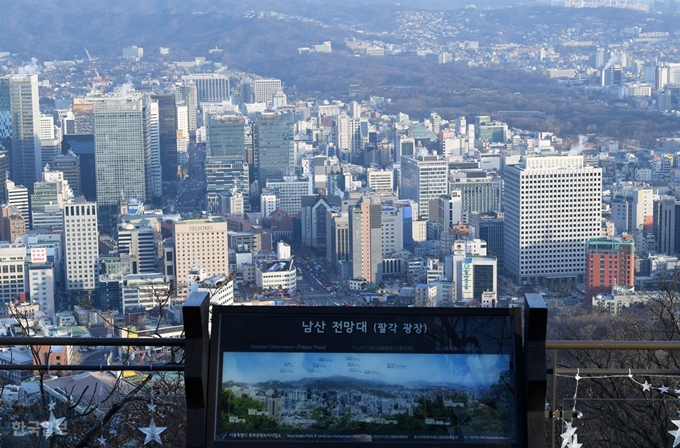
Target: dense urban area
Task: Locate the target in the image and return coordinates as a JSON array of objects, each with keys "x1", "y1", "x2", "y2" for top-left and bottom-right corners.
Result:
[{"x1": 1, "y1": 0, "x2": 680, "y2": 446}]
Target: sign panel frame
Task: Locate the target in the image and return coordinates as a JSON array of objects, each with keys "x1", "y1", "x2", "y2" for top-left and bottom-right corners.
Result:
[{"x1": 206, "y1": 306, "x2": 527, "y2": 447}]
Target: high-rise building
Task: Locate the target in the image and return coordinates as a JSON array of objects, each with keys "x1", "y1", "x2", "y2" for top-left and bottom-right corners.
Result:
[
  {"x1": 146, "y1": 99, "x2": 163, "y2": 201},
  {"x1": 0, "y1": 151, "x2": 9, "y2": 199},
  {"x1": 205, "y1": 157, "x2": 250, "y2": 213},
  {"x1": 0, "y1": 74, "x2": 41, "y2": 190},
  {"x1": 206, "y1": 114, "x2": 246, "y2": 158},
  {"x1": 93, "y1": 98, "x2": 152, "y2": 207},
  {"x1": 30, "y1": 169, "x2": 73, "y2": 231},
  {"x1": 335, "y1": 114, "x2": 362, "y2": 159},
  {"x1": 437, "y1": 193, "x2": 463, "y2": 238},
  {"x1": 252, "y1": 78, "x2": 282, "y2": 104},
  {"x1": 0, "y1": 205, "x2": 25, "y2": 243},
  {"x1": 585, "y1": 235, "x2": 635, "y2": 305},
  {"x1": 611, "y1": 188, "x2": 655, "y2": 234},
  {"x1": 327, "y1": 210, "x2": 350, "y2": 272},
  {"x1": 118, "y1": 222, "x2": 157, "y2": 274},
  {"x1": 654, "y1": 195, "x2": 680, "y2": 256},
  {"x1": 452, "y1": 240, "x2": 497, "y2": 302},
  {"x1": 52, "y1": 153, "x2": 81, "y2": 198},
  {"x1": 400, "y1": 154, "x2": 448, "y2": 221},
  {"x1": 477, "y1": 121, "x2": 508, "y2": 143},
  {"x1": 175, "y1": 82, "x2": 198, "y2": 135},
  {"x1": 504, "y1": 155, "x2": 602, "y2": 285},
  {"x1": 264, "y1": 177, "x2": 312, "y2": 215},
  {"x1": 448, "y1": 170, "x2": 502, "y2": 223},
  {"x1": 300, "y1": 195, "x2": 333, "y2": 249},
  {"x1": 350, "y1": 195, "x2": 383, "y2": 284},
  {"x1": 176, "y1": 104, "x2": 189, "y2": 155},
  {"x1": 61, "y1": 135, "x2": 95, "y2": 201},
  {"x1": 172, "y1": 216, "x2": 228, "y2": 296},
  {"x1": 470, "y1": 212, "x2": 505, "y2": 272},
  {"x1": 0, "y1": 243, "x2": 27, "y2": 306},
  {"x1": 63, "y1": 200, "x2": 98, "y2": 295},
  {"x1": 5, "y1": 179, "x2": 29, "y2": 221},
  {"x1": 150, "y1": 94, "x2": 178, "y2": 183},
  {"x1": 253, "y1": 111, "x2": 294, "y2": 191},
  {"x1": 27, "y1": 261, "x2": 56, "y2": 320},
  {"x1": 367, "y1": 168, "x2": 394, "y2": 194},
  {"x1": 182, "y1": 74, "x2": 231, "y2": 103}
]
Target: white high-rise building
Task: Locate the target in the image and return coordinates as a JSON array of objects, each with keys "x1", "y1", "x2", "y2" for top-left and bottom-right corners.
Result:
[
  {"x1": 252, "y1": 78, "x2": 282, "y2": 104},
  {"x1": 0, "y1": 243, "x2": 27, "y2": 306},
  {"x1": 5, "y1": 179, "x2": 29, "y2": 221},
  {"x1": 172, "y1": 216, "x2": 228, "y2": 297},
  {"x1": 400, "y1": 154, "x2": 448, "y2": 221},
  {"x1": 335, "y1": 114, "x2": 362, "y2": 158},
  {"x1": 147, "y1": 99, "x2": 163, "y2": 200},
  {"x1": 367, "y1": 168, "x2": 394, "y2": 194},
  {"x1": 39, "y1": 114, "x2": 56, "y2": 141},
  {"x1": 264, "y1": 177, "x2": 312, "y2": 215},
  {"x1": 176, "y1": 104, "x2": 189, "y2": 154},
  {"x1": 504, "y1": 155, "x2": 602, "y2": 285},
  {"x1": 63, "y1": 200, "x2": 98, "y2": 293},
  {"x1": 27, "y1": 261, "x2": 56, "y2": 320}
]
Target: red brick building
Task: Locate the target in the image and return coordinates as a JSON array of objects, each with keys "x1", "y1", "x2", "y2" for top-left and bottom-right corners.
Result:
[{"x1": 585, "y1": 235, "x2": 635, "y2": 305}]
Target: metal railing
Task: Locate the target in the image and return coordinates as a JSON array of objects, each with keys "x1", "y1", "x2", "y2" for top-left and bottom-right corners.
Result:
[{"x1": 0, "y1": 296, "x2": 677, "y2": 447}]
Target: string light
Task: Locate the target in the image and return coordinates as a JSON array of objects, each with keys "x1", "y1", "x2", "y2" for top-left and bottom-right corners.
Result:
[{"x1": 556, "y1": 368, "x2": 680, "y2": 447}]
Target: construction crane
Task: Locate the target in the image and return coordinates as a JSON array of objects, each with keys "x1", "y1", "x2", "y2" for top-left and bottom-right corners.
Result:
[{"x1": 84, "y1": 48, "x2": 107, "y2": 95}]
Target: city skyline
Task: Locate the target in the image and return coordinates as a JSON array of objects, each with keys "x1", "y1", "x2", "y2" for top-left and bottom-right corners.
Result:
[{"x1": 222, "y1": 352, "x2": 511, "y2": 387}]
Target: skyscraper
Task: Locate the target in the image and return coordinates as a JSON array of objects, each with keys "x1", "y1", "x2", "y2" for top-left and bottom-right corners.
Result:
[
  {"x1": 0, "y1": 74, "x2": 41, "y2": 190},
  {"x1": 205, "y1": 157, "x2": 250, "y2": 213},
  {"x1": 30, "y1": 169, "x2": 73, "y2": 231},
  {"x1": 175, "y1": 82, "x2": 198, "y2": 136},
  {"x1": 52, "y1": 152, "x2": 82, "y2": 198},
  {"x1": 150, "y1": 94, "x2": 178, "y2": 183},
  {"x1": 400, "y1": 154, "x2": 448, "y2": 221},
  {"x1": 653, "y1": 195, "x2": 680, "y2": 256},
  {"x1": 93, "y1": 98, "x2": 152, "y2": 207},
  {"x1": 63, "y1": 200, "x2": 98, "y2": 295},
  {"x1": 182, "y1": 74, "x2": 231, "y2": 103},
  {"x1": 206, "y1": 114, "x2": 246, "y2": 158},
  {"x1": 252, "y1": 78, "x2": 282, "y2": 104},
  {"x1": 504, "y1": 155, "x2": 602, "y2": 285},
  {"x1": 350, "y1": 195, "x2": 383, "y2": 283},
  {"x1": 611, "y1": 188, "x2": 655, "y2": 234},
  {"x1": 448, "y1": 170, "x2": 502, "y2": 223},
  {"x1": 253, "y1": 111, "x2": 294, "y2": 191}
]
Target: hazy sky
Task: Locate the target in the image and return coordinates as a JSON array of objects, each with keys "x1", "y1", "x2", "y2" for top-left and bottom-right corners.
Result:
[{"x1": 222, "y1": 352, "x2": 510, "y2": 387}]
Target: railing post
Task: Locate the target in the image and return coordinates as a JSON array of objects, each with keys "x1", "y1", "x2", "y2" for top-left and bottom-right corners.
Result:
[
  {"x1": 182, "y1": 291, "x2": 210, "y2": 448},
  {"x1": 523, "y1": 293, "x2": 548, "y2": 448}
]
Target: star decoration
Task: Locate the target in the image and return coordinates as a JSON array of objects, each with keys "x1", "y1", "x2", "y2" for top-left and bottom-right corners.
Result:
[
  {"x1": 97, "y1": 436, "x2": 107, "y2": 446},
  {"x1": 660, "y1": 386, "x2": 670, "y2": 394},
  {"x1": 147, "y1": 402, "x2": 157, "y2": 413},
  {"x1": 642, "y1": 381, "x2": 652, "y2": 392},
  {"x1": 568, "y1": 434, "x2": 583, "y2": 448},
  {"x1": 48, "y1": 402, "x2": 57, "y2": 411},
  {"x1": 560, "y1": 421, "x2": 578, "y2": 448},
  {"x1": 669, "y1": 419, "x2": 680, "y2": 447},
  {"x1": 139, "y1": 418, "x2": 166, "y2": 445},
  {"x1": 40, "y1": 411, "x2": 66, "y2": 439}
]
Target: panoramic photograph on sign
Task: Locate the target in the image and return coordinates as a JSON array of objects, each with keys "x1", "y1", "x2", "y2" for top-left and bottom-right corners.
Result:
[{"x1": 208, "y1": 307, "x2": 523, "y2": 446}]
